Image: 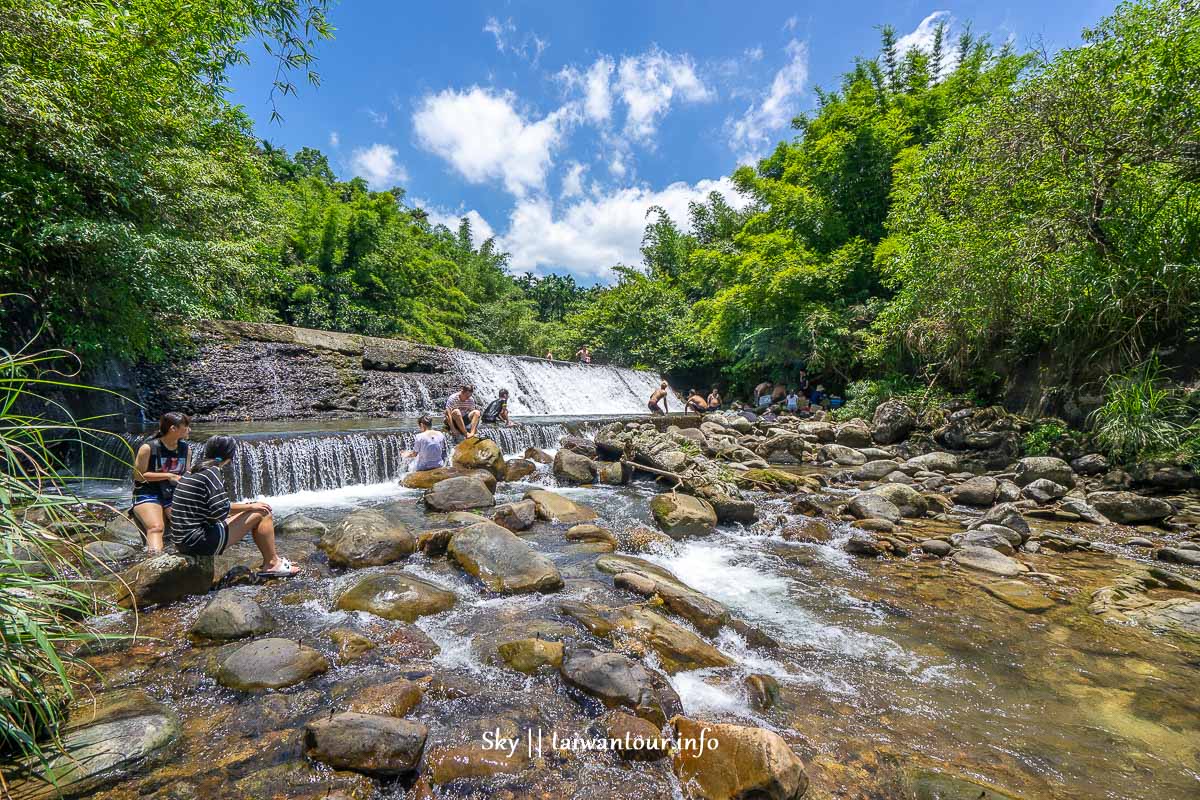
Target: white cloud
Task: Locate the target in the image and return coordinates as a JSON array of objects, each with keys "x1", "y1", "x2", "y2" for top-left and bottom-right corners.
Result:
[
  {"x1": 561, "y1": 161, "x2": 587, "y2": 198},
  {"x1": 412, "y1": 87, "x2": 575, "y2": 196},
  {"x1": 745, "y1": 45, "x2": 765, "y2": 62},
  {"x1": 329, "y1": 131, "x2": 339, "y2": 148},
  {"x1": 896, "y1": 11, "x2": 959, "y2": 75},
  {"x1": 483, "y1": 16, "x2": 514, "y2": 51},
  {"x1": 499, "y1": 177, "x2": 747, "y2": 278},
  {"x1": 350, "y1": 144, "x2": 407, "y2": 189},
  {"x1": 783, "y1": 15, "x2": 799, "y2": 32},
  {"x1": 615, "y1": 48, "x2": 714, "y2": 141},
  {"x1": 559, "y1": 57, "x2": 615, "y2": 124},
  {"x1": 483, "y1": 16, "x2": 548, "y2": 64},
  {"x1": 727, "y1": 39, "x2": 808, "y2": 161},
  {"x1": 365, "y1": 108, "x2": 388, "y2": 127}
]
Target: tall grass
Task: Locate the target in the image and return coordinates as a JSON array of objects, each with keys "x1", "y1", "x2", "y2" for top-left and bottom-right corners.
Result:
[
  {"x1": 0, "y1": 337, "x2": 127, "y2": 784},
  {"x1": 1088, "y1": 358, "x2": 1187, "y2": 463}
]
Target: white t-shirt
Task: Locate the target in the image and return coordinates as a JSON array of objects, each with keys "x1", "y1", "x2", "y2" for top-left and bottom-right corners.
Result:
[{"x1": 411, "y1": 430, "x2": 446, "y2": 471}]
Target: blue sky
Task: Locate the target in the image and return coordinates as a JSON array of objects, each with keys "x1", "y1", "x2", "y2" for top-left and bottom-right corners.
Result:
[{"x1": 229, "y1": 0, "x2": 1114, "y2": 282}]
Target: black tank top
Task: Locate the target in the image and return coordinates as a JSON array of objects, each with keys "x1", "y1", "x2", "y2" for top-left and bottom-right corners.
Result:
[{"x1": 132, "y1": 438, "x2": 190, "y2": 496}]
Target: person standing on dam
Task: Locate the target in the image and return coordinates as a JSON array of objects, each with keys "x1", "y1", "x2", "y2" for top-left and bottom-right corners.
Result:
[{"x1": 647, "y1": 381, "x2": 670, "y2": 415}]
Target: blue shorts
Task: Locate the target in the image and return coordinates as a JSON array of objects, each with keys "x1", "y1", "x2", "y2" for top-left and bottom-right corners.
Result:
[{"x1": 132, "y1": 492, "x2": 172, "y2": 509}]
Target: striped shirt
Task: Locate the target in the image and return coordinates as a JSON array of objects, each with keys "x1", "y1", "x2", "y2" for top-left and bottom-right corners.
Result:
[
  {"x1": 170, "y1": 465, "x2": 231, "y2": 549},
  {"x1": 445, "y1": 393, "x2": 476, "y2": 413}
]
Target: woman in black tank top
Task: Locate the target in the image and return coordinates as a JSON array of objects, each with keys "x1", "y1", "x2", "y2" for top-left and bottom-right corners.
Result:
[{"x1": 131, "y1": 412, "x2": 192, "y2": 555}]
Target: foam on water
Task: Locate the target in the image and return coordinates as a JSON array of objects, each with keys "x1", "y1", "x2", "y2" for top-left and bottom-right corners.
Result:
[{"x1": 255, "y1": 480, "x2": 416, "y2": 516}]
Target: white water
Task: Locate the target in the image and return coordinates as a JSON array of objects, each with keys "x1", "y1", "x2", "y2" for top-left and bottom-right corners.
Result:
[{"x1": 449, "y1": 351, "x2": 679, "y2": 415}]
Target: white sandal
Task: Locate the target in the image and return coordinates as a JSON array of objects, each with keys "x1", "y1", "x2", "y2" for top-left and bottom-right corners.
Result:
[{"x1": 257, "y1": 556, "x2": 300, "y2": 579}]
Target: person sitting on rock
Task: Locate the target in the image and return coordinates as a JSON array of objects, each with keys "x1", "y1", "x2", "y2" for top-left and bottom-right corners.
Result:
[
  {"x1": 403, "y1": 415, "x2": 446, "y2": 472},
  {"x1": 706, "y1": 386, "x2": 722, "y2": 409},
  {"x1": 482, "y1": 389, "x2": 517, "y2": 427},
  {"x1": 686, "y1": 389, "x2": 709, "y2": 413},
  {"x1": 648, "y1": 381, "x2": 670, "y2": 415},
  {"x1": 131, "y1": 411, "x2": 192, "y2": 555},
  {"x1": 169, "y1": 435, "x2": 298, "y2": 578},
  {"x1": 444, "y1": 385, "x2": 481, "y2": 437}
]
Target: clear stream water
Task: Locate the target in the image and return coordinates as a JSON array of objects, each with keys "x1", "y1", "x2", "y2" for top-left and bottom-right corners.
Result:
[{"x1": 77, "y1": 421, "x2": 1200, "y2": 800}]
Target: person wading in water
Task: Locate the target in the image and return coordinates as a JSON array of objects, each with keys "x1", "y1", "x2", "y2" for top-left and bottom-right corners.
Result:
[
  {"x1": 131, "y1": 411, "x2": 192, "y2": 555},
  {"x1": 403, "y1": 415, "x2": 446, "y2": 472}
]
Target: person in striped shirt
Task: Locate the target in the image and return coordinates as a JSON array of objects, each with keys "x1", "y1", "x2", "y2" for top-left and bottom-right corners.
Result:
[
  {"x1": 170, "y1": 435, "x2": 299, "y2": 578},
  {"x1": 443, "y1": 384, "x2": 481, "y2": 438}
]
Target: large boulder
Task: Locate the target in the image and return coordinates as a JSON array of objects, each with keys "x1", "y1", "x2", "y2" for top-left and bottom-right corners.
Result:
[
  {"x1": 601, "y1": 710, "x2": 670, "y2": 761},
  {"x1": 951, "y1": 546, "x2": 1025, "y2": 577},
  {"x1": 113, "y1": 554, "x2": 212, "y2": 609},
  {"x1": 1072, "y1": 453, "x2": 1109, "y2": 476},
  {"x1": 335, "y1": 572, "x2": 457, "y2": 621},
  {"x1": 559, "y1": 647, "x2": 682, "y2": 726},
  {"x1": 650, "y1": 493, "x2": 718, "y2": 539},
  {"x1": 524, "y1": 489, "x2": 598, "y2": 524},
  {"x1": 671, "y1": 716, "x2": 808, "y2": 800},
  {"x1": 835, "y1": 419, "x2": 873, "y2": 448},
  {"x1": 951, "y1": 476, "x2": 999, "y2": 507},
  {"x1": 1086, "y1": 491, "x2": 1174, "y2": 525},
  {"x1": 424, "y1": 476, "x2": 495, "y2": 512},
  {"x1": 597, "y1": 554, "x2": 730, "y2": 637},
  {"x1": 319, "y1": 510, "x2": 415, "y2": 568},
  {"x1": 1022, "y1": 478, "x2": 1068, "y2": 504},
  {"x1": 872, "y1": 400, "x2": 915, "y2": 445},
  {"x1": 818, "y1": 444, "x2": 867, "y2": 466},
  {"x1": 189, "y1": 590, "x2": 275, "y2": 640},
  {"x1": 503, "y1": 458, "x2": 537, "y2": 482},
  {"x1": 1013, "y1": 457, "x2": 1075, "y2": 488},
  {"x1": 215, "y1": 638, "x2": 329, "y2": 691},
  {"x1": 553, "y1": 449, "x2": 597, "y2": 484},
  {"x1": 304, "y1": 712, "x2": 428, "y2": 777},
  {"x1": 595, "y1": 460, "x2": 630, "y2": 485},
  {"x1": 866, "y1": 484, "x2": 926, "y2": 517},
  {"x1": 560, "y1": 602, "x2": 734, "y2": 673},
  {"x1": 904, "y1": 451, "x2": 959, "y2": 473},
  {"x1": 854, "y1": 459, "x2": 902, "y2": 481},
  {"x1": 402, "y1": 467, "x2": 496, "y2": 492},
  {"x1": 448, "y1": 521, "x2": 564, "y2": 594},
  {"x1": 451, "y1": 436, "x2": 505, "y2": 478},
  {"x1": 492, "y1": 499, "x2": 537, "y2": 532},
  {"x1": 847, "y1": 493, "x2": 901, "y2": 524},
  {"x1": 525, "y1": 447, "x2": 553, "y2": 464},
  {"x1": 560, "y1": 435, "x2": 599, "y2": 459}
]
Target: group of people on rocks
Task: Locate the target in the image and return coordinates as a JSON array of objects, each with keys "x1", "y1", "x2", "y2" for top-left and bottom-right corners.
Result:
[{"x1": 646, "y1": 371, "x2": 829, "y2": 417}]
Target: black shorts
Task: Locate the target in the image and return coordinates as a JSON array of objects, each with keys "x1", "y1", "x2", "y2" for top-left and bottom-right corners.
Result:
[{"x1": 178, "y1": 521, "x2": 228, "y2": 556}]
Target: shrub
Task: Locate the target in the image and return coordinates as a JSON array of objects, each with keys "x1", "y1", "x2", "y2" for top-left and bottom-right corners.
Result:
[
  {"x1": 1088, "y1": 358, "x2": 1186, "y2": 463},
  {"x1": 1022, "y1": 420, "x2": 1071, "y2": 457}
]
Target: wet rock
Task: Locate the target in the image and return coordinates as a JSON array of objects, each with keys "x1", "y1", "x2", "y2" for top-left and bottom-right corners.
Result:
[
  {"x1": 561, "y1": 435, "x2": 599, "y2": 459},
  {"x1": 335, "y1": 571, "x2": 456, "y2": 621},
  {"x1": 425, "y1": 475, "x2": 495, "y2": 512},
  {"x1": 216, "y1": 638, "x2": 329, "y2": 691},
  {"x1": 340, "y1": 677, "x2": 424, "y2": 717},
  {"x1": 818, "y1": 443, "x2": 867, "y2": 466},
  {"x1": 416, "y1": 527, "x2": 456, "y2": 556},
  {"x1": 1157, "y1": 547, "x2": 1200, "y2": 566},
  {"x1": 744, "y1": 673, "x2": 781, "y2": 711},
  {"x1": 524, "y1": 489, "x2": 598, "y2": 524},
  {"x1": 835, "y1": 419, "x2": 873, "y2": 448},
  {"x1": 83, "y1": 540, "x2": 140, "y2": 564},
  {"x1": 566, "y1": 524, "x2": 618, "y2": 548},
  {"x1": 452, "y1": 436, "x2": 505, "y2": 478},
  {"x1": 560, "y1": 601, "x2": 735, "y2": 673},
  {"x1": 872, "y1": 399, "x2": 915, "y2": 445},
  {"x1": 497, "y1": 637, "x2": 564, "y2": 673},
  {"x1": 1086, "y1": 491, "x2": 1173, "y2": 525},
  {"x1": 319, "y1": 510, "x2": 416, "y2": 568},
  {"x1": 952, "y1": 546, "x2": 1025, "y2": 577},
  {"x1": 671, "y1": 716, "x2": 808, "y2": 800},
  {"x1": 1014, "y1": 456, "x2": 1075, "y2": 488},
  {"x1": 382, "y1": 624, "x2": 441, "y2": 660},
  {"x1": 102, "y1": 514, "x2": 144, "y2": 548},
  {"x1": 598, "y1": 554, "x2": 729, "y2": 636},
  {"x1": 524, "y1": 446, "x2": 553, "y2": 464},
  {"x1": 503, "y1": 457, "x2": 537, "y2": 482},
  {"x1": 559, "y1": 647, "x2": 682, "y2": 726},
  {"x1": 1071, "y1": 453, "x2": 1109, "y2": 476},
  {"x1": 709, "y1": 494, "x2": 758, "y2": 524},
  {"x1": 113, "y1": 554, "x2": 213, "y2": 609},
  {"x1": 596, "y1": 459, "x2": 630, "y2": 485},
  {"x1": 854, "y1": 459, "x2": 903, "y2": 481},
  {"x1": 920, "y1": 539, "x2": 952, "y2": 557},
  {"x1": 1059, "y1": 498, "x2": 1110, "y2": 525},
  {"x1": 448, "y1": 521, "x2": 564, "y2": 594},
  {"x1": 1090, "y1": 567, "x2": 1200, "y2": 642},
  {"x1": 426, "y1": 741, "x2": 529, "y2": 783},
  {"x1": 190, "y1": 590, "x2": 275, "y2": 641},
  {"x1": 968, "y1": 503, "x2": 1031, "y2": 541},
  {"x1": 882, "y1": 470, "x2": 915, "y2": 485},
  {"x1": 553, "y1": 448, "x2": 597, "y2": 484},
  {"x1": 1021, "y1": 478, "x2": 1068, "y2": 504},
  {"x1": 622, "y1": 525, "x2": 678, "y2": 554},
  {"x1": 996, "y1": 479, "x2": 1022, "y2": 503},
  {"x1": 980, "y1": 580, "x2": 1056, "y2": 613},
  {"x1": 853, "y1": 518, "x2": 895, "y2": 533},
  {"x1": 904, "y1": 768, "x2": 1021, "y2": 800},
  {"x1": 848, "y1": 493, "x2": 901, "y2": 524},
  {"x1": 1125, "y1": 536, "x2": 1156, "y2": 548},
  {"x1": 781, "y1": 519, "x2": 831, "y2": 543},
  {"x1": 492, "y1": 499, "x2": 536, "y2": 532},
  {"x1": 735, "y1": 468, "x2": 817, "y2": 492},
  {"x1": 846, "y1": 533, "x2": 885, "y2": 556},
  {"x1": 597, "y1": 709, "x2": 669, "y2": 761},
  {"x1": 304, "y1": 712, "x2": 427, "y2": 777},
  {"x1": 277, "y1": 514, "x2": 328, "y2": 537},
  {"x1": 904, "y1": 452, "x2": 959, "y2": 473},
  {"x1": 5, "y1": 691, "x2": 180, "y2": 800},
  {"x1": 867, "y1": 483, "x2": 927, "y2": 517},
  {"x1": 650, "y1": 493, "x2": 718, "y2": 539},
  {"x1": 403, "y1": 467, "x2": 497, "y2": 492}
]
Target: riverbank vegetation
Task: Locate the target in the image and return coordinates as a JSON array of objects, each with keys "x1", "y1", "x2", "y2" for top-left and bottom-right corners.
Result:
[{"x1": 2, "y1": 1, "x2": 1197, "y2": 462}]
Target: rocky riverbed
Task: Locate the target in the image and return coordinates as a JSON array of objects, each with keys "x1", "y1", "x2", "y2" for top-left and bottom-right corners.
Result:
[{"x1": 12, "y1": 402, "x2": 1200, "y2": 800}]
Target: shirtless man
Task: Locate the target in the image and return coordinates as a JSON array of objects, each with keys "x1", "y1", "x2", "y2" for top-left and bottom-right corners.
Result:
[
  {"x1": 706, "y1": 386, "x2": 721, "y2": 409},
  {"x1": 648, "y1": 381, "x2": 670, "y2": 415},
  {"x1": 686, "y1": 389, "x2": 709, "y2": 413},
  {"x1": 753, "y1": 380, "x2": 773, "y2": 405}
]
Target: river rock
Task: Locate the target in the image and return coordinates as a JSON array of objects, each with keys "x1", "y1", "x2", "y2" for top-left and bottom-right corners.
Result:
[
  {"x1": 503, "y1": 458, "x2": 537, "y2": 482},
  {"x1": 968, "y1": 503, "x2": 1031, "y2": 541},
  {"x1": 735, "y1": 468, "x2": 818, "y2": 492},
  {"x1": 113, "y1": 554, "x2": 213, "y2": 609},
  {"x1": 335, "y1": 571, "x2": 457, "y2": 621},
  {"x1": 6, "y1": 691, "x2": 180, "y2": 800},
  {"x1": 340, "y1": 677, "x2": 424, "y2": 717},
  {"x1": 277, "y1": 513, "x2": 328, "y2": 537},
  {"x1": 781, "y1": 519, "x2": 832, "y2": 543},
  {"x1": 920, "y1": 539, "x2": 953, "y2": 557},
  {"x1": 854, "y1": 459, "x2": 902, "y2": 481},
  {"x1": 304, "y1": 712, "x2": 427, "y2": 777},
  {"x1": 452, "y1": 436, "x2": 506, "y2": 478},
  {"x1": 671, "y1": 716, "x2": 808, "y2": 800},
  {"x1": 560, "y1": 601, "x2": 735, "y2": 673},
  {"x1": 745, "y1": 673, "x2": 782, "y2": 711},
  {"x1": 328, "y1": 629, "x2": 376, "y2": 663},
  {"x1": 1086, "y1": 491, "x2": 1173, "y2": 525},
  {"x1": 867, "y1": 483, "x2": 926, "y2": 517},
  {"x1": 524, "y1": 446, "x2": 553, "y2": 464},
  {"x1": 598, "y1": 554, "x2": 729, "y2": 636},
  {"x1": 847, "y1": 493, "x2": 901, "y2": 524},
  {"x1": 448, "y1": 521, "x2": 564, "y2": 594},
  {"x1": 424, "y1": 476, "x2": 495, "y2": 512},
  {"x1": 497, "y1": 637, "x2": 564, "y2": 673},
  {"x1": 83, "y1": 539, "x2": 140, "y2": 566},
  {"x1": 819, "y1": 443, "x2": 867, "y2": 466},
  {"x1": 101, "y1": 514, "x2": 144, "y2": 548},
  {"x1": 650, "y1": 493, "x2": 718, "y2": 538},
  {"x1": 566, "y1": 524, "x2": 619, "y2": 548},
  {"x1": 403, "y1": 466, "x2": 497, "y2": 492},
  {"x1": 216, "y1": 638, "x2": 329, "y2": 691},
  {"x1": 1157, "y1": 547, "x2": 1200, "y2": 566},
  {"x1": 872, "y1": 399, "x2": 915, "y2": 445},
  {"x1": 980, "y1": 580, "x2": 1056, "y2": 613},
  {"x1": 554, "y1": 448, "x2": 597, "y2": 484},
  {"x1": 835, "y1": 419, "x2": 873, "y2": 448},
  {"x1": 561, "y1": 435, "x2": 599, "y2": 459},
  {"x1": 1072, "y1": 453, "x2": 1109, "y2": 475},
  {"x1": 1014, "y1": 456, "x2": 1075, "y2": 488},
  {"x1": 600, "y1": 710, "x2": 669, "y2": 761},
  {"x1": 524, "y1": 489, "x2": 598, "y2": 524},
  {"x1": 595, "y1": 459, "x2": 630, "y2": 485},
  {"x1": 951, "y1": 476, "x2": 999, "y2": 506},
  {"x1": 1022, "y1": 478, "x2": 1068, "y2": 503},
  {"x1": 952, "y1": 546, "x2": 1025, "y2": 577},
  {"x1": 905, "y1": 451, "x2": 959, "y2": 473},
  {"x1": 320, "y1": 510, "x2": 416, "y2": 568},
  {"x1": 954, "y1": 529, "x2": 1016, "y2": 556},
  {"x1": 190, "y1": 590, "x2": 275, "y2": 640},
  {"x1": 845, "y1": 533, "x2": 885, "y2": 556},
  {"x1": 492, "y1": 499, "x2": 537, "y2": 532},
  {"x1": 559, "y1": 647, "x2": 682, "y2": 726}
]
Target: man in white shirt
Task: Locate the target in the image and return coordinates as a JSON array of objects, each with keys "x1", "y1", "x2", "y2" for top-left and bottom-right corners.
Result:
[{"x1": 405, "y1": 415, "x2": 446, "y2": 472}]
